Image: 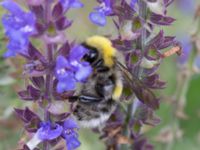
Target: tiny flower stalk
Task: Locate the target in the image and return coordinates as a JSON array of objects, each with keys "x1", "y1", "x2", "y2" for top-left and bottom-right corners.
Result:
[
  {"x1": 122, "y1": 0, "x2": 148, "y2": 149},
  {"x1": 44, "y1": 44, "x2": 54, "y2": 150},
  {"x1": 44, "y1": 1, "x2": 53, "y2": 149}
]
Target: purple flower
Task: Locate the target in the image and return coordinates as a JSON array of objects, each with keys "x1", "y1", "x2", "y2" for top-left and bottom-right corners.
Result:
[
  {"x1": 1, "y1": 0, "x2": 36, "y2": 57},
  {"x1": 130, "y1": 0, "x2": 138, "y2": 9},
  {"x1": 177, "y1": 36, "x2": 192, "y2": 65},
  {"x1": 55, "y1": 45, "x2": 92, "y2": 93},
  {"x1": 176, "y1": 0, "x2": 195, "y2": 14},
  {"x1": 62, "y1": 118, "x2": 81, "y2": 150},
  {"x1": 89, "y1": 0, "x2": 113, "y2": 26},
  {"x1": 194, "y1": 55, "x2": 200, "y2": 71},
  {"x1": 37, "y1": 122, "x2": 63, "y2": 140},
  {"x1": 60, "y1": 0, "x2": 84, "y2": 11}
]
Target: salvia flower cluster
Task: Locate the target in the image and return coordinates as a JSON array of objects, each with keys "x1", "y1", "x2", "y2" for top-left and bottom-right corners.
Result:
[{"x1": 1, "y1": 0, "x2": 181, "y2": 150}]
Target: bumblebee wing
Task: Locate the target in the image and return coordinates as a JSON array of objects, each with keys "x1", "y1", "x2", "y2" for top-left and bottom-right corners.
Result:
[{"x1": 116, "y1": 61, "x2": 159, "y2": 110}]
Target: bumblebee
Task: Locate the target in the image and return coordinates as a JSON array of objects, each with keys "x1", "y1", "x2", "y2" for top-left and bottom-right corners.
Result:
[
  {"x1": 69, "y1": 36, "x2": 157, "y2": 128},
  {"x1": 68, "y1": 36, "x2": 123, "y2": 128}
]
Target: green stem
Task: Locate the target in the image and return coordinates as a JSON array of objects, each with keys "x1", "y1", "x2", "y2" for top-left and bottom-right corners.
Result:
[
  {"x1": 165, "y1": 70, "x2": 191, "y2": 150},
  {"x1": 138, "y1": 0, "x2": 147, "y2": 51},
  {"x1": 121, "y1": 1, "x2": 147, "y2": 150},
  {"x1": 43, "y1": 1, "x2": 52, "y2": 150}
]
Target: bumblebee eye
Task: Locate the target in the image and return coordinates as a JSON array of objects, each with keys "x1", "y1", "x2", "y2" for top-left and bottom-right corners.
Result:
[
  {"x1": 83, "y1": 49, "x2": 98, "y2": 63},
  {"x1": 82, "y1": 43, "x2": 98, "y2": 64}
]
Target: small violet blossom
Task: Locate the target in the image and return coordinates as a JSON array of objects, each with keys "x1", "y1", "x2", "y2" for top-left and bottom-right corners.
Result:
[
  {"x1": 130, "y1": 0, "x2": 138, "y2": 9},
  {"x1": 177, "y1": 36, "x2": 192, "y2": 65},
  {"x1": 55, "y1": 45, "x2": 92, "y2": 93},
  {"x1": 62, "y1": 118, "x2": 81, "y2": 150},
  {"x1": 1, "y1": 0, "x2": 35, "y2": 57},
  {"x1": 37, "y1": 122, "x2": 63, "y2": 140},
  {"x1": 176, "y1": 0, "x2": 195, "y2": 14},
  {"x1": 89, "y1": 0, "x2": 113, "y2": 26},
  {"x1": 60, "y1": 0, "x2": 84, "y2": 11},
  {"x1": 27, "y1": 119, "x2": 80, "y2": 150},
  {"x1": 26, "y1": 122, "x2": 63, "y2": 150},
  {"x1": 194, "y1": 55, "x2": 200, "y2": 71}
]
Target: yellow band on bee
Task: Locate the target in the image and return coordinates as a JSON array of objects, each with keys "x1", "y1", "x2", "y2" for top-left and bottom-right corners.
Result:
[
  {"x1": 86, "y1": 36, "x2": 116, "y2": 67},
  {"x1": 112, "y1": 80, "x2": 123, "y2": 100}
]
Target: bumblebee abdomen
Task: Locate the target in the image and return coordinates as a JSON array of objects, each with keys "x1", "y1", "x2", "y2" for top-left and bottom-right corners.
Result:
[{"x1": 73, "y1": 99, "x2": 116, "y2": 128}]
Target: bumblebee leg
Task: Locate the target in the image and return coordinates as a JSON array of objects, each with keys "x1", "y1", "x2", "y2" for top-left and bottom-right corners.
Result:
[
  {"x1": 96, "y1": 66, "x2": 110, "y2": 72},
  {"x1": 93, "y1": 59, "x2": 110, "y2": 72},
  {"x1": 79, "y1": 95, "x2": 102, "y2": 103},
  {"x1": 68, "y1": 95, "x2": 102, "y2": 103},
  {"x1": 92, "y1": 59, "x2": 103, "y2": 68},
  {"x1": 68, "y1": 96, "x2": 79, "y2": 102}
]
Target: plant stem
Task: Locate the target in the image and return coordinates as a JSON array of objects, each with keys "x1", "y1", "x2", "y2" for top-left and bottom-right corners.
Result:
[
  {"x1": 43, "y1": 1, "x2": 52, "y2": 150},
  {"x1": 121, "y1": 1, "x2": 147, "y2": 150},
  {"x1": 43, "y1": 44, "x2": 54, "y2": 150},
  {"x1": 166, "y1": 66, "x2": 192, "y2": 150},
  {"x1": 138, "y1": 0, "x2": 147, "y2": 51}
]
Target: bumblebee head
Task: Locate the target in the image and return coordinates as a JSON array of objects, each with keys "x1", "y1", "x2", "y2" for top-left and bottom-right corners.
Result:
[{"x1": 82, "y1": 36, "x2": 116, "y2": 67}]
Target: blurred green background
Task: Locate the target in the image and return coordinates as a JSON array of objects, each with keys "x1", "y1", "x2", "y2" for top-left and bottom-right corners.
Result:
[{"x1": 0, "y1": 0, "x2": 200, "y2": 150}]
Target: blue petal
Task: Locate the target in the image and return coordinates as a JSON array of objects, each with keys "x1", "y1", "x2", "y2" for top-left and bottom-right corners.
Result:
[
  {"x1": 104, "y1": 0, "x2": 111, "y2": 7},
  {"x1": 66, "y1": 135, "x2": 81, "y2": 150},
  {"x1": 1, "y1": 1, "x2": 36, "y2": 58},
  {"x1": 2, "y1": 13, "x2": 35, "y2": 34},
  {"x1": 63, "y1": 130, "x2": 80, "y2": 150},
  {"x1": 62, "y1": 119, "x2": 80, "y2": 150},
  {"x1": 7, "y1": 39, "x2": 26, "y2": 50},
  {"x1": 5, "y1": 39, "x2": 28, "y2": 57},
  {"x1": 75, "y1": 64, "x2": 92, "y2": 81},
  {"x1": 1, "y1": 0, "x2": 24, "y2": 16},
  {"x1": 55, "y1": 56, "x2": 72, "y2": 80},
  {"x1": 70, "y1": 0, "x2": 84, "y2": 8},
  {"x1": 56, "y1": 55, "x2": 70, "y2": 68},
  {"x1": 56, "y1": 75, "x2": 76, "y2": 93},
  {"x1": 177, "y1": 0, "x2": 195, "y2": 14},
  {"x1": 194, "y1": 55, "x2": 200, "y2": 70},
  {"x1": 3, "y1": 49, "x2": 16, "y2": 58},
  {"x1": 2, "y1": 15, "x2": 22, "y2": 30},
  {"x1": 6, "y1": 29, "x2": 27, "y2": 45},
  {"x1": 64, "y1": 118, "x2": 79, "y2": 129},
  {"x1": 37, "y1": 122, "x2": 63, "y2": 140},
  {"x1": 130, "y1": 0, "x2": 138, "y2": 9},
  {"x1": 177, "y1": 37, "x2": 192, "y2": 64},
  {"x1": 55, "y1": 69, "x2": 67, "y2": 80},
  {"x1": 59, "y1": 0, "x2": 70, "y2": 10},
  {"x1": 89, "y1": 11, "x2": 107, "y2": 26},
  {"x1": 69, "y1": 45, "x2": 88, "y2": 61},
  {"x1": 60, "y1": 0, "x2": 83, "y2": 10}
]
